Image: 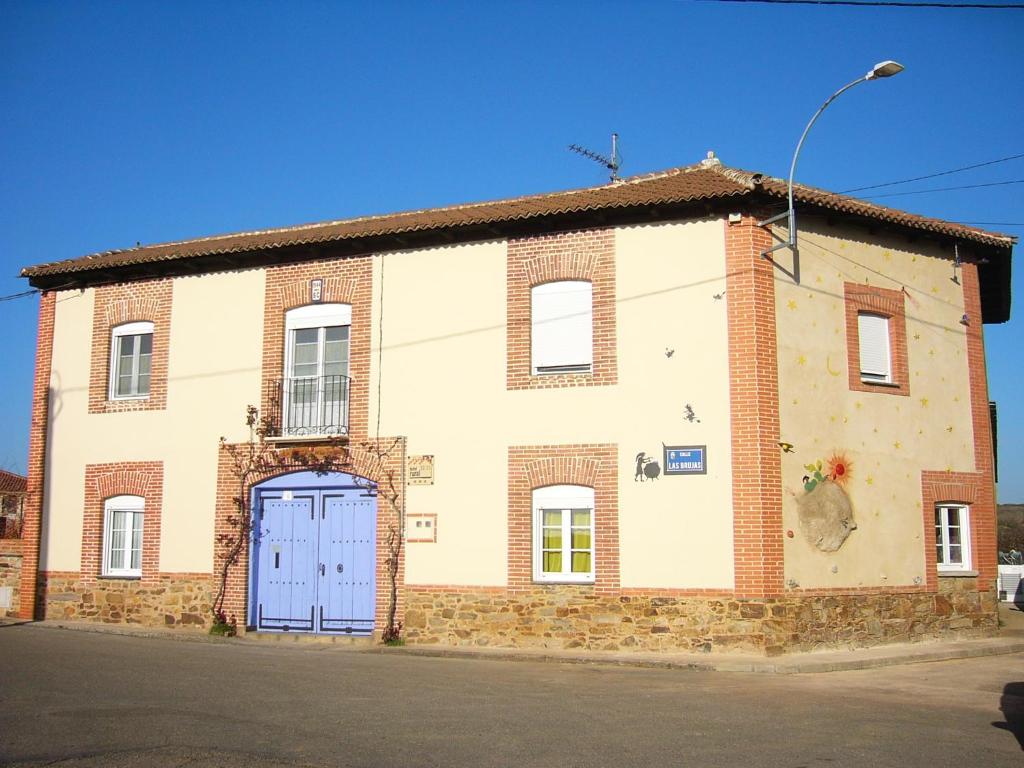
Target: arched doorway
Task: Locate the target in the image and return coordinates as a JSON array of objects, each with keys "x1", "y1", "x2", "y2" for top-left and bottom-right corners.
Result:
[{"x1": 249, "y1": 470, "x2": 377, "y2": 634}]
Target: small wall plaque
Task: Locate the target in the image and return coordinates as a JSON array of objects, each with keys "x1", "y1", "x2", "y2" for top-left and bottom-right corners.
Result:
[
  {"x1": 311, "y1": 278, "x2": 323, "y2": 303},
  {"x1": 663, "y1": 445, "x2": 707, "y2": 475},
  {"x1": 407, "y1": 455, "x2": 435, "y2": 485}
]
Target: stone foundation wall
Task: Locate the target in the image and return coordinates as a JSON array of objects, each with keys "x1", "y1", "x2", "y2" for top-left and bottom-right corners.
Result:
[
  {"x1": 0, "y1": 540, "x2": 23, "y2": 618},
  {"x1": 39, "y1": 572, "x2": 215, "y2": 629},
  {"x1": 404, "y1": 577, "x2": 996, "y2": 655}
]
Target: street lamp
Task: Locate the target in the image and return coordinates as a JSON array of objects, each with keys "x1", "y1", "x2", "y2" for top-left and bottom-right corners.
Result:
[{"x1": 761, "y1": 60, "x2": 905, "y2": 282}]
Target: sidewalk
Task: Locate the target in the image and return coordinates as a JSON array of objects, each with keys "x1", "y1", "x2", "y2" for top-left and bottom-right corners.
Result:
[{"x1": 6, "y1": 603, "x2": 1024, "y2": 674}]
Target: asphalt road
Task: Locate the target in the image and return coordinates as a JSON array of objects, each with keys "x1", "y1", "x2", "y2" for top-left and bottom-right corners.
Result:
[{"x1": 1, "y1": 624, "x2": 1021, "y2": 767}]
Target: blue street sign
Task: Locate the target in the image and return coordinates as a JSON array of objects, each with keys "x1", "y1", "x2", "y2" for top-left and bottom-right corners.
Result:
[{"x1": 663, "y1": 445, "x2": 707, "y2": 475}]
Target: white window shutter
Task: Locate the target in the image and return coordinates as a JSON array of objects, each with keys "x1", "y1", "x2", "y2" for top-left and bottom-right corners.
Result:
[
  {"x1": 531, "y1": 281, "x2": 593, "y2": 374},
  {"x1": 858, "y1": 313, "x2": 891, "y2": 382}
]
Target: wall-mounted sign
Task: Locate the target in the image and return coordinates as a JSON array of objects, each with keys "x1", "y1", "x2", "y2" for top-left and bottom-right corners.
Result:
[
  {"x1": 663, "y1": 445, "x2": 707, "y2": 475},
  {"x1": 311, "y1": 278, "x2": 323, "y2": 303},
  {"x1": 407, "y1": 455, "x2": 434, "y2": 485}
]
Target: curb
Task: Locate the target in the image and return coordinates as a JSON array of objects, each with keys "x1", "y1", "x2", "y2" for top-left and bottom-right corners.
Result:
[
  {"x1": 5, "y1": 618, "x2": 1023, "y2": 673},
  {"x1": 371, "y1": 636, "x2": 1024, "y2": 674}
]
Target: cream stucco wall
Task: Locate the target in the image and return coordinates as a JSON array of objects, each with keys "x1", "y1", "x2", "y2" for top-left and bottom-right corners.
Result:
[
  {"x1": 371, "y1": 220, "x2": 736, "y2": 589},
  {"x1": 41, "y1": 270, "x2": 265, "y2": 574},
  {"x1": 774, "y1": 219, "x2": 976, "y2": 589}
]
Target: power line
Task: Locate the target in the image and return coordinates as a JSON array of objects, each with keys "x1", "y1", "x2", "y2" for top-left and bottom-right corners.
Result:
[
  {"x1": 864, "y1": 179, "x2": 1024, "y2": 198},
  {"x1": 699, "y1": 0, "x2": 1024, "y2": 8},
  {"x1": 954, "y1": 221, "x2": 1024, "y2": 227},
  {"x1": 839, "y1": 152, "x2": 1024, "y2": 194},
  {"x1": 0, "y1": 289, "x2": 39, "y2": 302}
]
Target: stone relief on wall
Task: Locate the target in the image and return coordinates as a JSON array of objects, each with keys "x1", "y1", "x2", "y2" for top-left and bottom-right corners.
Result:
[{"x1": 796, "y1": 454, "x2": 857, "y2": 552}]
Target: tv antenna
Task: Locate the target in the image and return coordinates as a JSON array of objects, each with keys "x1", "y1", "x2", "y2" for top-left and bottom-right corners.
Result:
[{"x1": 569, "y1": 132, "x2": 621, "y2": 181}]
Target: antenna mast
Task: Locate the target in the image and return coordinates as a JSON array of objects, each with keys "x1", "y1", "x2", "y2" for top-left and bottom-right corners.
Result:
[{"x1": 569, "y1": 132, "x2": 621, "y2": 181}]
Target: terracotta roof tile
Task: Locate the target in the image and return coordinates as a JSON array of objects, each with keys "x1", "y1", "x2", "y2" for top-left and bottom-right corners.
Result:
[
  {"x1": 0, "y1": 470, "x2": 26, "y2": 494},
  {"x1": 20, "y1": 162, "x2": 1015, "y2": 280}
]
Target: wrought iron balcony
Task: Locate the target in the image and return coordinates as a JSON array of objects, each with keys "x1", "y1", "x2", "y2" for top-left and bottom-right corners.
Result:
[{"x1": 265, "y1": 374, "x2": 351, "y2": 439}]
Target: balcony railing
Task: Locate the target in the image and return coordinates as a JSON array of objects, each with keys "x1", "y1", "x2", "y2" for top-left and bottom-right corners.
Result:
[{"x1": 265, "y1": 374, "x2": 351, "y2": 438}]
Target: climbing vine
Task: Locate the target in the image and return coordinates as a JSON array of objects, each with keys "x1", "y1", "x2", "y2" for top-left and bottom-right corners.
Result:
[{"x1": 211, "y1": 405, "x2": 405, "y2": 644}]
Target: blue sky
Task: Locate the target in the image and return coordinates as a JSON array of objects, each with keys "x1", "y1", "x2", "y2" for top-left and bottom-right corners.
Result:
[{"x1": 1, "y1": 1, "x2": 1021, "y2": 499}]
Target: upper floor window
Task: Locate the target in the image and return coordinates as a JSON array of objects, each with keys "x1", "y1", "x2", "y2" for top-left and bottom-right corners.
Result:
[
  {"x1": 533, "y1": 484, "x2": 595, "y2": 583},
  {"x1": 283, "y1": 304, "x2": 351, "y2": 436},
  {"x1": 857, "y1": 312, "x2": 892, "y2": 384},
  {"x1": 935, "y1": 503, "x2": 972, "y2": 573},
  {"x1": 844, "y1": 283, "x2": 908, "y2": 396},
  {"x1": 531, "y1": 281, "x2": 593, "y2": 375},
  {"x1": 102, "y1": 495, "x2": 144, "y2": 578},
  {"x1": 109, "y1": 322, "x2": 154, "y2": 399}
]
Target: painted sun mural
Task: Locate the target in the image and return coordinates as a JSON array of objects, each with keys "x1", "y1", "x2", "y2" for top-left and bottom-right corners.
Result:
[{"x1": 797, "y1": 452, "x2": 857, "y2": 552}]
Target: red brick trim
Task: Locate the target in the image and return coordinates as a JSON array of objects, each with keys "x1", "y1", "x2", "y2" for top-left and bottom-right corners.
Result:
[
  {"x1": 921, "y1": 471, "x2": 987, "y2": 591},
  {"x1": 961, "y1": 263, "x2": 997, "y2": 589},
  {"x1": 81, "y1": 462, "x2": 164, "y2": 584},
  {"x1": 18, "y1": 291, "x2": 55, "y2": 619},
  {"x1": 725, "y1": 217, "x2": 783, "y2": 598},
  {"x1": 506, "y1": 230, "x2": 617, "y2": 390},
  {"x1": 88, "y1": 280, "x2": 172, "y2": 413},
  {"x1": 788, "y1": 584, "x2": 931, "y2": 596},
  {"x1": 619, "y1": 587, "x2": 734, "y2": 597},
  {"x1": 215, "y1": 438, "x2": 405, "y2": 635},
  {"x1": 261, "y1": 258, "x2": 373, "y2": 440},
  {"x1": 0, "y1": 538, "x2": 25, "y2": 556},
  {"x1": 915, "y1": 264, "x2": 997, "y2": 594},
  {"x1": 407, "y1": 584, "x2": 507, "y2": 595},
  {"x1": 843, "y1": 282, "x2": 909, "y2": 396},
  {"x1": 508, "y1": 444, "x2": 619, "y2": 594}
]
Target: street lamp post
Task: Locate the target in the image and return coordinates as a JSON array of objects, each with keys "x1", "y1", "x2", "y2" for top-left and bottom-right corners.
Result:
[{"x1": 761, "y1": 60, "x2": 905, "y2": 283}]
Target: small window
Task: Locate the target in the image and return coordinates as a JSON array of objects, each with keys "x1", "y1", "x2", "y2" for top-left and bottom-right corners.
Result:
[
  {"x1": 531, "y1": 281, "x2": 593, "y2": 375},
  {"x1": 533, "y1": 485, "x2": 595, "y2": 583},
  {"x1": 102, "y1": 495, "x2": 144, "y2": 578},
  {"x1": 109, "y1": 322, "x2": 154, "y2": 399},
  {"x1": 935, "y1": 503, "x2": 971, "y2": 572},
  {"x1": 857, "y1": 312, "x2": 891, "y2": 384}
]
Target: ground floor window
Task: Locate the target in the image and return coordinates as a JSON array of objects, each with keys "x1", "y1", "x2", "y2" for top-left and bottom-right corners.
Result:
[
  {"x1": 935, "y1": 503, "x2": 971, "y2": 572},
  {"x1": 533, "y1": 485, "x2": 594, "y2": 583},
  {"x1": 102, "y1": 495, "x2": 144, "y2": 578}
]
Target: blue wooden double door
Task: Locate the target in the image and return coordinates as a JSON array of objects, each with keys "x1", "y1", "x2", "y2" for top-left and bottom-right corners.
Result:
[{"x1": 250, "y1": 472, "x2": 377, "y2": 635}]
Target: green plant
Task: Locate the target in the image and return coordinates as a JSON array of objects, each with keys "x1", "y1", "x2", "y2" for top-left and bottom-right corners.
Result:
[{"x1": 209, "y1": 609, "x2": 237, "y2": 637}]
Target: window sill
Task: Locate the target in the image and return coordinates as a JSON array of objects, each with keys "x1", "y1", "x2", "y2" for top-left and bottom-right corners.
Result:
[
  {"x1": 533, "y1": 578, "x2": 595, "y2": 586},
  {"x1": 108, "y1": 395, "x2": 151, "y2": 402},
  {"x1": 938, "y1": 569, "x2": 978, "y2": 578},
  {"x1": 859, "y1": 379, "x2": 900, "y2": 389},
  {"x1": 99, "y1": 574, "x2": 141, "y2": 581}
]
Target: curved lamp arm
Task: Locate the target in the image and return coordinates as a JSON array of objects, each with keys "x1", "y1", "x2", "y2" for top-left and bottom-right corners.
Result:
[{"x1": 762, "y1": 60, "x2": 904, "y2": 283}]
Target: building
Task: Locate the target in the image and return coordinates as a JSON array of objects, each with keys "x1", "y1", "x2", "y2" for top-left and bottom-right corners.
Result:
[
  {"x1": 16, "y1": 157, "x2": 1013, "y2": 653},
  {"x1": 0, "y1": 469, "x2": 27, "y2": 616}
]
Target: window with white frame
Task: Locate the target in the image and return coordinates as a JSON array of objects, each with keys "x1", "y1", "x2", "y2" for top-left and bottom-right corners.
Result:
[
  {"x1": 531, "y1": 281, "x2": 593, "y2": 375},
  {"x1": 109, "y1": 322, "x2": 154, "y2": 399},
  {"x1": 935, "y1": 503, "x2": 972, "y2": 572},
  {"x1": 102, "y1": 495, "x2": 144, "y2": 578},
  {"x1": 283, "y1": 304, "x2": 351, "y2": 435},
  {"x1": 857, "y1": 312, "x2": 892, "y2": 384},
  {"x1": 533, "y1": 484, "x2": 595, "y2": 583}
]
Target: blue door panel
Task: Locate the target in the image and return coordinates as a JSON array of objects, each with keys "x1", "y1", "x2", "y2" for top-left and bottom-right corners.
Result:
[
  {"x1": 256, "y1": 495, "x2": 316, "y2": 631},
  {"x1": 250, "y1": 474, "x2": 376, "y2": 635},
  {"x1": 320, "y1": 494, "x2": 376, "y2": 634}
]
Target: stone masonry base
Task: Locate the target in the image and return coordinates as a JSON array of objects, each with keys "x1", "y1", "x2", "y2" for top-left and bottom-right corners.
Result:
[
  {"x1": 404, "y1": 578, "x2": 996, "y2": 656},
  {"x1": 39, "y1": 573, "x2": 215, "y2": 629},
  {"x1": 0, "y1": 540, "x2": 23, "y2": 618}
]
